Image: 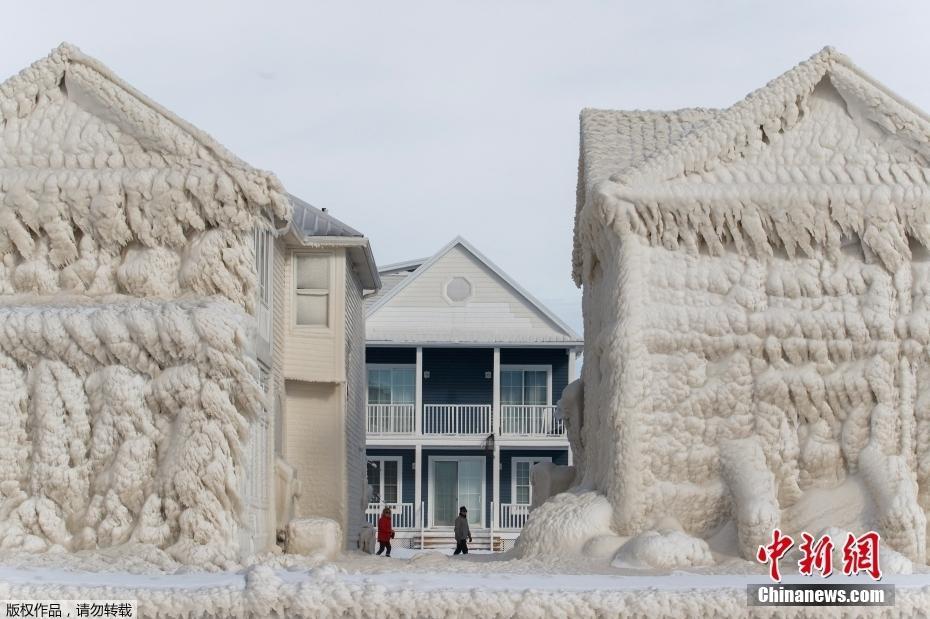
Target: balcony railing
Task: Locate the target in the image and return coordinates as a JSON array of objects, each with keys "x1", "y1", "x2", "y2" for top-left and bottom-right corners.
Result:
[
  {"x1": 366, "y1": 403, "x2": 567, "y2": 437},
  {"x1": 367, "y1": 404, "x2": 416, "y2": 435},
  {"x1": 500, "y1": 405, "x2": 564, "y2": 437},
  {"x1": 422, "y1": 404, "x2": 492, "y2": 435},
  {"x1": 498, "y1": 503, "x2": 531, "y2": 529},
  {"x1": 365, "y1": 502, "x2": 417, "y2": 529}
]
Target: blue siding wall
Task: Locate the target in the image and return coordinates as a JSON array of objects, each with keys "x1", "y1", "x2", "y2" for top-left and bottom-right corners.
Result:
[
  {"x1": 500, "y1": 348, "x2": 571, "y2": 403},
  {"x1": 366, "y1": 448, "x2": 416, "y2": 504},
  {"x1": 421, "y1": 449, "x2": 494, "y2": 527},
  {"x1": 423, "y1": 348, "x2": 493, "y2": 405},
  {"x1": 499, "y1": 448, "x2": 569, "y2": 504},
  {"x1": 366, "y1": 347, "x2": 416, "y2": 364}
]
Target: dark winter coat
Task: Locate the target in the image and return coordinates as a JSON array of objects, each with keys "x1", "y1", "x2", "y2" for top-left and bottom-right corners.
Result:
[{"x1": 454, "y1": 514, "x2": 471, "y2": 541}]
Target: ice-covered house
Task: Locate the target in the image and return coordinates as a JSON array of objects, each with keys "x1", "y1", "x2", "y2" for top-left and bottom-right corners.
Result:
[
  {"x1": 0, "y1": 43, "x2": 378, "y2": 568},
  {"x1": 554, "y1": 47, "x2": 930, "y2": 566},
  {"x1": 363, "y1": 237, "x2": 582, "y2": 549},
  {"x1": 269, "y1": 196, "x2": 380, "y2": 548}
]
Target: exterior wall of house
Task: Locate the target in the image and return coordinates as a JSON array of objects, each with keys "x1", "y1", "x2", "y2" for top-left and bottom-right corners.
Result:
[
  {"x1": 282, "y1": 247, "x2": 347, "y2": 383},
  {"x1": 367, "y1": 347, "x2": 416, "y2": 364},
  {"x1": 285, "y1": 380, "x2": 346, "y2": 524},
  {"x1": 344, "y1": 263, "x2": 368, "y2": 546},
  {"x1": 422, "y1": 348, "x2": 493, "y2": 405}
]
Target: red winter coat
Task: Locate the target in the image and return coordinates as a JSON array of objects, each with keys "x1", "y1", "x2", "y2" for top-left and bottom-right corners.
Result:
[{"x1": 377, "y1": 515, "x2": 394, "y2": 543}]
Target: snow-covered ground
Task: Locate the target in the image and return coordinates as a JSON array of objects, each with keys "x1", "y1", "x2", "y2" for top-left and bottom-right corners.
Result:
[{"x1": 2, "y1": 549, "x2": 930, "y2": 617}]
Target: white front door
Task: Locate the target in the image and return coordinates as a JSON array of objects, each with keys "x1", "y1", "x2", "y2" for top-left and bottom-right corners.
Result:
[{"x1": 430, "y1": 457, "x2": 484, "y2": 527}]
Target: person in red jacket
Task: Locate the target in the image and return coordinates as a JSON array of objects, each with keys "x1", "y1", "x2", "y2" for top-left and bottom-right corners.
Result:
[{"x1": 376, "y1": 507, "x2": 394, "y2": 557}]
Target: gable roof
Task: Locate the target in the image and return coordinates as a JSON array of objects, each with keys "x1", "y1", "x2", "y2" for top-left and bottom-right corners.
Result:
[
  {"x1": 366, "y1": 236, "x2": 582, "y2": 345},
  {"x1": 574, "y1": 47, "x2": 930, "y2": 283},
  {"x1": 1, "y1": 43, "x2": 290, "y2": 221}
]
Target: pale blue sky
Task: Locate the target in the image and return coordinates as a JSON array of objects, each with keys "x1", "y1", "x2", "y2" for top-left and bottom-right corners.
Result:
[{"x1": 3, "y1": 1, "x2": 929, "y2": 333}]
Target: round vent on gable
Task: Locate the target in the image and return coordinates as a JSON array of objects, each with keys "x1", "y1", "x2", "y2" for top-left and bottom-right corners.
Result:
[{"x1": 445, "y1": 276, "x2": 473, "y2": 302}]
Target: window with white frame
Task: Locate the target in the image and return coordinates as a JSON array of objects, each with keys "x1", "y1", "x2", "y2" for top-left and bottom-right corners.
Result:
[
  {"x1": 367, "y1": 366, "x2": 415, "y2": 405},
  {"x1": 501, "y1": 366, "x2": 551, "y2": 405},
  {"x1": 512, "y1": 456, "x2": 551, "y2": 505},
  {"x1": 253, "y1": 225, "x2": 273, "y2": 340},
  {"x1": 294, "y1": 253, "x2": 331, "y2": 327},
  {"x1": 367, "y1": 457, "x2": 402, "y2": 504}
]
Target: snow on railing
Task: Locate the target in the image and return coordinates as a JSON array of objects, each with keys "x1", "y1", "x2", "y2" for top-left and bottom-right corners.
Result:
[
  {"x1": 422, "y1": 404, "x2": 492, "y2": 435},
  {"x1": 499, "y1": 405, "x2": 564, "y2": 437},
  {"x1": 366, "y1": 404, "x2": 416, "y2": 434},
  {"x1": 498, "y1": 503, "x2": 531, "y2": 529},
  {"x1": 365, "y1": 502, "x2": 417, "y2": 529}
]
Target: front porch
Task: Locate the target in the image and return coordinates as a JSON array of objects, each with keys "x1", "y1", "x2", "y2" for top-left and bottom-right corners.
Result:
[{"x1": 365, "y1": 446, "x2": 567, "y2": 550}]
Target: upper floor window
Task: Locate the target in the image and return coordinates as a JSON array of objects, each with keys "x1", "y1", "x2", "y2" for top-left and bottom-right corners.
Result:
[
  {"x1": 501, "y1": 366, "x2": 551, "y2": 405},
  {"x1": 294, "y1": 253, "x2": 331, "y2": 327},
  {"x1": 253, "y1": 228, "x2": 272, "y2": 310},
  {"x1": 367, "y1": 366, "x2": 415, "y2": 405}
]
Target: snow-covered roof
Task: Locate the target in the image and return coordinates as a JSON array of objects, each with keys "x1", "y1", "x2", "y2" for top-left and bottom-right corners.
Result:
[
  {"x1": 574, "y1": 47, "x2": 930, "y2": 283},
  {"x1": 0, "y1": 43, "x2": 291, "y2": 222},
  {"x1": 289, "y1": 194, "x2": 363, "y2": 238},
  {"x1": 288, "y1": 195, "x2": 381, "y2": 290}
]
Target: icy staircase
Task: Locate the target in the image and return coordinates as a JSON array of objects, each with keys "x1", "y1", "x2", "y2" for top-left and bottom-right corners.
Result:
[{"x1": 412, "y1": 529, "x2": 503, "y2": 551}]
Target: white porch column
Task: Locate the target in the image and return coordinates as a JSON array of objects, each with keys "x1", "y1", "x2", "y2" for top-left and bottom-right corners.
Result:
[
  {"x1": 415, "y1": 347, "x2": 423, "y2": 436},
  {"x1": 492, "y1": 348, "x2": 501, "y2": 435},
  {"x1": 414, "y1": 444, "x2": 422, "y2": 526},
  {"x1": 568, "y1": 348, "x2": 577, "y2": 382},
  {"x1": 567, "y1": 446, "x2": 574, "y2": 466},
  {"x1": 492, "y1": 441, "x2": 500, "y2": 530}
]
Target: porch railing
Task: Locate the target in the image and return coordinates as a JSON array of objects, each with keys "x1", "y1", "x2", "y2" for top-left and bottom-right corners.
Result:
[
  {"x1": 498, "y1": 503, "x2": 531, "y2": 529},
  {"x1": 422, "y1": 404, "x2": 492, "y2": 435},
  {"x1": 366, "y1": 404, "x2": 416, "y2": 434},
  {"x1": 365, "y1": 502, "x2": 417, "y2": 529},
  {"x1": 500, "y1": 405, "x2": 564, "y2": 436}
]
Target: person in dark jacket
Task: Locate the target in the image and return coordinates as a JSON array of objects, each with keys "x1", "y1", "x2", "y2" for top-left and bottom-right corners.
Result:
[
  {"x1": 376, "y1": 507, "x2": 394, "y2": 557},
  {"x1": 453, "y1": 506, "x2": 472, "y2": 555}
]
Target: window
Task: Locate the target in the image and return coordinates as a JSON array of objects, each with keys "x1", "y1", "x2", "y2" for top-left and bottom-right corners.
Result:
[
  {"x1": 367, "y1": 366, "x2": 415, "y2": 405},
  {"x1": 367, "y1": 457, "x2": 402, "y2": 504},
  {"x1": 445, "y1": 276, "x2": 473, "y2": 302},
  {"x1": 501, "y1": 366, "x2": 551, "y2": 405},
  {"x1": 512, "y1": 457, "x2": 551, "y2": 505},
  {"x1": 294, "y1": 253, "x2": 331, "y2": 327},
  {"x1": 253, "y1": 228, "x2": 272, "y2": 310}
]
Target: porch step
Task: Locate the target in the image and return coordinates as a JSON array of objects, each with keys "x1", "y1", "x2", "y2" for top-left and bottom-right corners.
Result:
[{"x1": 410, "y1": 530, "x2": 504, "y2": 551}]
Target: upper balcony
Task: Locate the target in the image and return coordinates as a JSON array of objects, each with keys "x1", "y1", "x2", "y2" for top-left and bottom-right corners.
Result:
[
  {"x1": 366, "y1": 345, "x2": 575, "y2": 442},
  {"x1": 366, "y1": 403, "x2": 565, "y2": 438}
]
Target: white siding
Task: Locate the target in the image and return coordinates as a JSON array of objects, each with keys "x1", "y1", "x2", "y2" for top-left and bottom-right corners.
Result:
[
  {"x1": 367, "y1": 244, "x2": 570, "y2": 343},
  {"x1": 344, "y1": 263, "x2": 367, "y2": 547}
]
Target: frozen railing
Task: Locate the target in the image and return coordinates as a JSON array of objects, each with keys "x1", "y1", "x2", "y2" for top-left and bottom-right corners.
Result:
[
  {"x1": 422, "y1": 404, "x2": 492, "y2": 435},
  {"x1": 499, "y1": 405, "x2": 564, "y2": 436},
  {"x1": 366, "y1": 404, "x2": 416, "y2": 434},
  {"x1": 498, "y1": 503, "x2": 531, "y2": 529},
  {"x1": 365, "y1": 502, "x2": 417, "y2": 529}
]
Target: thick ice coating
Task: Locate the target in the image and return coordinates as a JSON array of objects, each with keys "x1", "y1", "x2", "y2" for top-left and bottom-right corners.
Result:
[
  {"x1": 523, "y1": 47, "x2": 930, "y2": 569},
  {"x1": 0, "y1": 43, "x2": 290, "y2": 568}
]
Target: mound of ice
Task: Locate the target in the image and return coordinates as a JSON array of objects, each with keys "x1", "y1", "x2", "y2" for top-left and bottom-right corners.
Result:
[{"x1": 613, "y1": 528, "x2": 715, "y2": 570}]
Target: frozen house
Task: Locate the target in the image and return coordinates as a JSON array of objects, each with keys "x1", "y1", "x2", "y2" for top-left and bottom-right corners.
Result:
[
  {"x1": 561, "y1": 47, "x2": 930, "y2": 566},
  {"x1": 363, "y1": 237, "x2": 582, "y2": 550},
  {"x1": 0, "y1": 43, "x2": 379, "y2": 568}
]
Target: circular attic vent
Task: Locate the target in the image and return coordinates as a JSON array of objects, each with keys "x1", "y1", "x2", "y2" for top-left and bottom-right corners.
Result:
[{"x1": 445, "y1": 277, "x2": 473, "y2": 302}]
